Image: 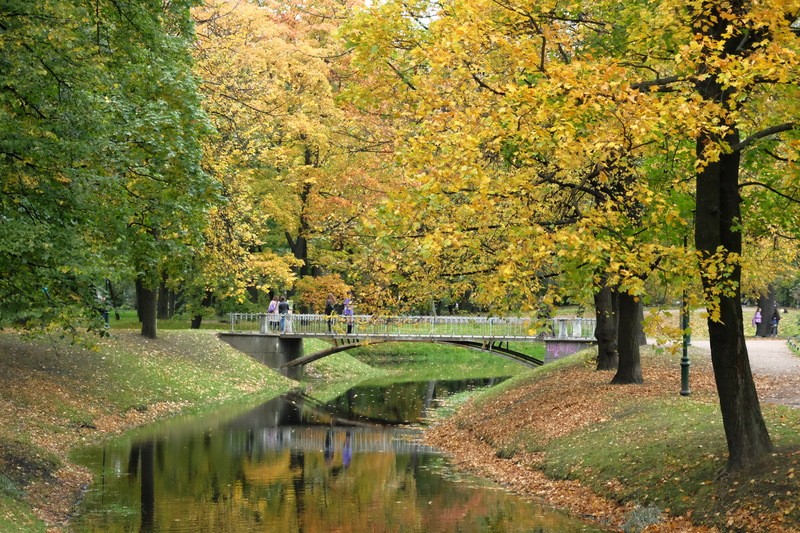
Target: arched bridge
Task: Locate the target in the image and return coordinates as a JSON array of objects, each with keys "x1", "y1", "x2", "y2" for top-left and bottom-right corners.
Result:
[{"x1": 221, "y1": 313, "x2": 596, "y2": 374}]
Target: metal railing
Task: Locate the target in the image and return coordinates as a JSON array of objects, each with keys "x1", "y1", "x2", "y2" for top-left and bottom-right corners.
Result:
[{"x1": 228, "y1": 313, "x2": 596, "y2": 340}]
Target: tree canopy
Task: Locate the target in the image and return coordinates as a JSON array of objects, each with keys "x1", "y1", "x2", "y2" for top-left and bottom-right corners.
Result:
[
  {"x1": 1, "y1": 0, "x2": 211, "y2": 335},
  {"x1": 344, "y1": 0, "x2": 800, "y2": 468},
  {"x1": 4, "y1": 0, "x2": 799, "y2": 471}
]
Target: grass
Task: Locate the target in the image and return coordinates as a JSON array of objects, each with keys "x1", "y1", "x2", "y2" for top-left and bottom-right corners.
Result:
[
  {"x1": 345, "y1": 341, "x2": 534, "y2": 383},
  {"x1": 0, "y1": 317, "x2": 531, "y2": 532},
  {"x1": 427, "y1": 346, "x2": 800, "y2": 531},
  {"x1": 544, "y1": 399, "x2": 800, "y2": 527},
  {"x1": 6, "y1": 306, "x2": 799, "y2": 532},
  {"x1": 106, "y1": 309, "x2": 226, "y2": 331},
  {"x1": 646, "y1": 306, "x2": 800, "y2": 341},
  {"x1": 543, "y1": 397, "x2": 729, "y2": 516},
  {"x1": 0, "y1": 493, "x2": 45, "y2": 533},
  {"x1": 0, "y1": 329, "x2": 296, "y2": 532},
  {"x1": 301, "y1": 339, "x2": 531, "y2": 402}
]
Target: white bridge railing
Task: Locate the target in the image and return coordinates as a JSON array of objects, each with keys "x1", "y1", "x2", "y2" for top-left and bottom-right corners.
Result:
[{"x1": 228, "y1": 313, "x2": 596, "y2": 341}]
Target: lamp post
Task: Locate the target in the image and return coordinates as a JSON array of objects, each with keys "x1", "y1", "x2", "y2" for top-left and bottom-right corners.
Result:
[
  {"x1": 680, "y1": 236, "x2": 691, "y2": 396},
  {"x1": 680, "y1": 296, "x2": 691, "y2": 396}
]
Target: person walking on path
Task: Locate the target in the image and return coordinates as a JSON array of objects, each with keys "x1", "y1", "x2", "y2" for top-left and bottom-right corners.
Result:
[
  {"x1": 770, "y1": 308, "x2": 781, "y2": 337},
  {"x1": 752, "y1": 307, "x2": 762, "y2": 336},
  {"x1": 278, "y1": 296, "x2": 290, "y2": 333}
]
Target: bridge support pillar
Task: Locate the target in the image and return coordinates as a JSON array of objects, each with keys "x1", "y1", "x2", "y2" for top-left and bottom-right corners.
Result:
[{"x1": 218, "y1": 333, "x2": 304, "y2": 380}]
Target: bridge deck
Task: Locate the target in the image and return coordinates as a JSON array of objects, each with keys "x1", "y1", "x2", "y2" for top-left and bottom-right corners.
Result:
[{"x1": 228, "y1": 313, "x2": 596, "y2": 342}]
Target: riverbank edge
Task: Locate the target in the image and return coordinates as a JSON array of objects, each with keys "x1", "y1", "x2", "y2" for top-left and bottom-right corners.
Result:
[
  {"x1": 0, "y1": 330, "x2": 301, "y2": 532},
  {"x1": 1, "y1": 330, "x2": 530, "y2": 532},
  {"x1": 422, "y1": 347, "x2": 800, "y2": 532}
]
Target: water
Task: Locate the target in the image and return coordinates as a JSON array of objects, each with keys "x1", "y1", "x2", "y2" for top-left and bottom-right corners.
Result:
[{"x1": 71, "y1": 379, "x2": 604, "y2": 532}]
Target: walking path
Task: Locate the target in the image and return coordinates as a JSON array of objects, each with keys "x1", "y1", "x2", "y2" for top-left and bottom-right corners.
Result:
[{"x1": 691, "y1": 338, "x2": 800, "y2": 408}]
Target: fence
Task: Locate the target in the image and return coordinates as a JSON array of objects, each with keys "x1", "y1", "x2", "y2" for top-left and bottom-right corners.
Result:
[{"x1": 228, "y1": 313, "x2": 596, "y2": 340}]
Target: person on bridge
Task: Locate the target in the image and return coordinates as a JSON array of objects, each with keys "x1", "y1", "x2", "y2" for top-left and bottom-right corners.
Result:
[
  {"x1": 267, "y1": 295, "x2": 279, "y2": 332},
  {"x1": 343, "y1": 300, "x2": 354, "y2": 334},
  {"x1": 325, "y1": 293, "x2": 336, "y2": 332},
  {"x1": 278, "y1": 296, "x2": 290, "y2": 333}
]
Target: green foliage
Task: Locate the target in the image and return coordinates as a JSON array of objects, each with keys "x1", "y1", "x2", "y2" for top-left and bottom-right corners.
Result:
[{"x1": 0, "y1": 0, "x2": 212, "y2": 336}]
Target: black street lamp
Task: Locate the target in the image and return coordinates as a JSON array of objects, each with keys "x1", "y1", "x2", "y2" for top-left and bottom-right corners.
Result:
[{"x1": 680, "y1": 237, "x2": 691, "y2": 396}]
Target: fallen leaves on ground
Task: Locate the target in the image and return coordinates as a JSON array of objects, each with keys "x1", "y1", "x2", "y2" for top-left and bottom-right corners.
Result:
[{"x1": 424, "y1": 348, "x2": 800, "y2": 532}]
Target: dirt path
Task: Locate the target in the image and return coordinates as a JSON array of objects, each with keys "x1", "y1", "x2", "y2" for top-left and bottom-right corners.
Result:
[{"x1": 691, "y1": 338, "x2": 800, "y2": 408}]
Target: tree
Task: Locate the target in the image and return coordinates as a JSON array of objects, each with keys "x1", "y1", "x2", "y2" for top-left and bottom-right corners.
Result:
[
  {"x1": 192, "y1": 0, "x2": 393, "y2": 311},
  {"x1": 685, "y1": 0, "x2": 800, "y2": 468},
  {"x1": 0, "y1": 0, "x2": 211, "y2": 339},
  {"x1": 347, "y1": 0, "x2": 800, "y2": 470},
  {"x1": 345, "y1": 0, "x2": 691, "y2": 350},
  {"x1": 102, "y1": 0, "x2": 213, "y2": 339},
  {"x1": 594, "y1": 281, "x2": 619, "y2": 371}
]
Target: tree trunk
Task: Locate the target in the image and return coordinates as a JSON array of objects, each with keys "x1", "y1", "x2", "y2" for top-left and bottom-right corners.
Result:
[
  {"x1": 190, "y1": 291, "x2": 214, "y2": 330},
  {"x1": 756, "y1": 287, "x2": 777, "y2": 338},
  {"x1": 157, "y1": 274, "x2": 172, "y2": 320},
  {"x1": 638, "y1": 303, "x2": 647, "y2": 346},
  {"x1": 611, "y1": 291, "x2": 643, "y2": 384},
  {"x1": 594, "y1": 283, "x2": 619, "y2": 371},
  {"x1": 284, "y1": 147, "x2": 317, "y2": 285},
  {"x1": 695, "y1": 128, "x2": 772, "y2": 470},
  {"x1": 105, "y1": 279, "x2": 120, "y2": 320},
  {"x1": 135, "y1": 281, "x2": 145, "y2": 323},
  {"x1": 136, "y1": 277, "x2": 158, "y2": 339}
]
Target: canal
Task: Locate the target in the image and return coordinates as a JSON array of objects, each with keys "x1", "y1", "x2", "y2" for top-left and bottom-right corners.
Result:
[{"x1": 71, "y1": 379, "x2": 604, "y2": 532}]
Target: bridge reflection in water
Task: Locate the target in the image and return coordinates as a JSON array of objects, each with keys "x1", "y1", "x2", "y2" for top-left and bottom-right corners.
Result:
[{"x1": 252, "y1": 426, "x2": 438, "y2": 455}]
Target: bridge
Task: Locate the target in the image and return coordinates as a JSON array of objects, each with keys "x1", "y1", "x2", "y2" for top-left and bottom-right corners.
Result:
[{"x1": 220, "y1": 313, "x2": 596, "y2": 376}]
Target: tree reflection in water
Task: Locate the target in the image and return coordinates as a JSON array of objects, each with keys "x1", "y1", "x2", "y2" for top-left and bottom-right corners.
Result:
[{"x1": 73, "y1": 381, "x2": 606, "y2": 532}]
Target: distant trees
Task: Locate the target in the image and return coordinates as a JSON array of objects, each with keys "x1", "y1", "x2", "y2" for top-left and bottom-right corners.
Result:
[{"x1": 191, "y1": 0, "x2": 393, "y2": 315}]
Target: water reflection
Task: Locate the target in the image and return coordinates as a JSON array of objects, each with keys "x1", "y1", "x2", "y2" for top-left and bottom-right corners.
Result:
[
  {"x1": 316, "y1": 378, "x2": 503, "y2": 425},
  {"x1": 72, "y1": 380, "x2": 604, "y2": 532}
]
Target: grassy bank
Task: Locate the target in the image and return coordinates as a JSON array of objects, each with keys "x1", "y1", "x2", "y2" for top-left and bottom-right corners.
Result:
[
  {"x1": 342, "y1": 341, "x2": 535, "y2": 383},
  {"x1": 301, "y1": 340, "x2": 532, "y2": 407},
  {"x1": 425, "y1": 347, "x2": 800, "y2": 532},
  {"x1": 0, "y1": 330, "x2": 296, "y2": 532},
  {"x1": 0, "y1": 328, "x2": 528, "y2": 531}
]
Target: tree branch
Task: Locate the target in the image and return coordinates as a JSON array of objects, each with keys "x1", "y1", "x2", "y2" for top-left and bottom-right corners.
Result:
[
  {"x1": 630, "y1": 75, "x2": 683, "y2": 92},
  {"x1": 739, "y1": 180, "x2": 800, "y2": 203},
  {"x1": 730, "y1": 122, "x2": 797, "y2": 152},
  {"x1": 386, "y1": 61, "x2": 416, "y2": 91}
]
